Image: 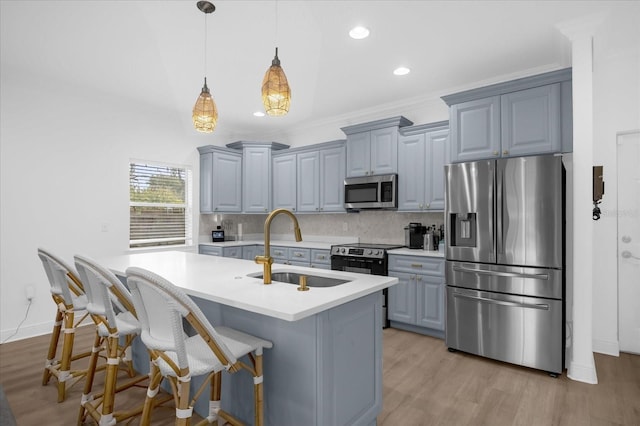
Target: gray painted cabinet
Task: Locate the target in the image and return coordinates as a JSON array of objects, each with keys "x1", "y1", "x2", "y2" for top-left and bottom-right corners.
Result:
[
  {"x1": 198, "y1": 146, "x2": 242, "y2": 213},
  {"x1": 397, "y1": 122, "x2": 449, "y2": 211},
  {"x1": 388, "y1": 255, "x2": 445, "y2": 338},
  {"x1": 341, "y1": 116, "x2": 413, "y2": 177},
  {"x1": 443, "y1": 68, "x2": 572, "y2": 163},
  {"x1": 272, "y1": 141, "x2": 346, "y2": 213},
  {"x1": 242, "y1": 145, "x2": 272, "y2": 213}
]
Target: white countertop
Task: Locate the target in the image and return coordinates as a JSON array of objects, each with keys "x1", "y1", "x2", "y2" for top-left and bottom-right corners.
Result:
[
  {"x1": 388, "y1": 248, "x2": 445, "y2": 258},
  {"x1": 97, "y1": 250, "x2": 397, "y2": 322},
  {"x1": 199, "y1": 239, "x2": 336, "y2": 250}
]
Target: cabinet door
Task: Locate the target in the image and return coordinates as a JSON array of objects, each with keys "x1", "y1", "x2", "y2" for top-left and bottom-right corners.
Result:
[
  {"x1": 297, "y1": 151, "x2": 320, "y2": 212},
  {"x1": 199, "y1": 152, "x2": 213, "y2": 213},
  {"x1": 222, "y1": 246, "x2": 242, "y2": 259},
  {"x1": 370, "y1": 127, "x2": 398, "y2": 175},
  {"x1": 416, "y1": 274, "x2": 445, "y2": 330},
  {"x1": 212, "y1": 151, "x2": 242, "y2": 212},
  {"x1": 242, "y1": 245, "x2": 257, "y2": 260},
  {"x1": 319, "y1": 146, "x2": 346, "y2": 212},
  {"x1": 424, "y1": 129, "x2": 449, "y2": 210},
  {"x1": 397, "y1": 133, "x2": 426, "y2": 211},
  {"x1": 450, "y1": 96, "x2": 500, "y2": 163},
  {"x1": 387, "y1": 272, "x2": 416, "y2": 324},
  {"x1": 199, "y1": 245, "x2": 222, "y2": 256},
  {"x1": 243, "y1": 146, "x2": 271, "y2": 213},
  {"x1": 501, "y1": 84, "x2": 561, "y2": 157},
  {"x1": 272, "y1": 154, "x2": 297, "y2": 211},
  {"x1": 346, "y1": 132, "x2": 371, "y2": 177}
]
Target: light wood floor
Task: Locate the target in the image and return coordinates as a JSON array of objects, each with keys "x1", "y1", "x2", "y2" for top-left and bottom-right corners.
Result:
[{"x1": 1, "y1": 325, "x2": 639, "y2": 425}]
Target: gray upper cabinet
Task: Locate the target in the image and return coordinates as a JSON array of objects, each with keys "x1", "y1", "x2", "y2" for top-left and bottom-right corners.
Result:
[
  {"x1": 198, "y1": 146, "x2": 242, "y2": 213},
  {"x1": 272, "y1": 153, "x2": 297, "y2": 211},
  {"x1": 273, "y1": 140, "x2": 346, "y2": 213},
  {"x1": 226, "y1": 141, "x2": 289, "y2": 214},
  {"x1": 398, "y1": 122, "x2": 449, "y2": 211},
  {"x1": 443, "y1": 68, "x2": 572, "y2": 163},
  {"x1": 341, "y1": 116, "x2": 413, "y2": 177}
]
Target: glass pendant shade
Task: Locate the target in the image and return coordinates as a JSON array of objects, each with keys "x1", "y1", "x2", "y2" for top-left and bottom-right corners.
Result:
[
  {"x1": 261, "y1": 47, "x2": 291, "y2": 116},
  {"x1": 192, "y1": 77, "x2": 218, "y2": 133}
]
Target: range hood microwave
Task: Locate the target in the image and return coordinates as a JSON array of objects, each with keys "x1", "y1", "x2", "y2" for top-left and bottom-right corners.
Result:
[{"x1": 344, "y1": 174, "x2": 398, "y2": 210}]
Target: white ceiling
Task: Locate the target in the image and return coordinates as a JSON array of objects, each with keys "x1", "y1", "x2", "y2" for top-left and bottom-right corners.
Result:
[{"x1": 1, "y1": 1, "x2": 634, "y2": 141}]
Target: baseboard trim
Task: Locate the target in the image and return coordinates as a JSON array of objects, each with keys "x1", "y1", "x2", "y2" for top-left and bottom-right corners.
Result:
[
  {"x1": 593, "y1": 338, "x2": 620, "y2": 356},
  {"x1": 567, "y1": 358, "x2": 599, "y2": 384}
]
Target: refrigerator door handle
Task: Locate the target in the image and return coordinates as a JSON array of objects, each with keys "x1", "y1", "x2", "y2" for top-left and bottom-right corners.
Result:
[
  {"x1": 452, "y1": 265, "x2": 549, "y2": 280},
  {"x1": 452, "y1": 292, "x2": 550, "y2": 310},
  {"x1": 496, "y1": 160, "x2": 504, "y2": 256}
]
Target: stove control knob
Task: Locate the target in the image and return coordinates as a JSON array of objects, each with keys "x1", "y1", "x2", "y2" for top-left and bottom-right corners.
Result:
[
  {"x1": 373, "y1": 250, "x2": 379, "y2": 256},
  {"x1": 366, "y1": 249, "x2": 372, "y2": 255},
  {"x1": 340, "y1": 248, "x2": 345, "y2": 254}
]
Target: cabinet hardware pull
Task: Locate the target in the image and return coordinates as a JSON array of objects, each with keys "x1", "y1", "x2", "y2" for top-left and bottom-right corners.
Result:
[
  {"x1": 503, "y1": 150, "x2": 509, "y2": 155},
  {"x1": 411, "y1": 263, "x2": 423, "y2": 268},
  {"x1": 493, "y1": 151, "x2": 499, "y2": 156}
]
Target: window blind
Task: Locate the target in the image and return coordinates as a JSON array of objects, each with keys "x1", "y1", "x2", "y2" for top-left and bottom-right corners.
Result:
[{"x1": 129, "y1": 162, "x2": 192, "y2": 248}]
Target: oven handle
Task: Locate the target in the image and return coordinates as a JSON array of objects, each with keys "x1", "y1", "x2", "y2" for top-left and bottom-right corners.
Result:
[
  {"x1": 452, "y1": 292, "x2": 549, "y2": 310},
  {"x1": 452, "y1": 265, "x2": 548, "y2": 280}
]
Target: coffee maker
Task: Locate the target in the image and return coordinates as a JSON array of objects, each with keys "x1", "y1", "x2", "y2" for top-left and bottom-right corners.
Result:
[{"x1": 404, "y1": 223, "x2": 426, "y2": 249}]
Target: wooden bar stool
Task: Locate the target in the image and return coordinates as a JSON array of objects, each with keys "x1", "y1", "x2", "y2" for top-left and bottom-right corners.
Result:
[
  {"x1": 126, "y1": 266, "x2": 273, "y2": 426},
  {"x1": 74, "y1": 255, "x2": 161, "y2": 426},
  {"x1": 37, "y1": 248, "x2": 99, "y2": 403}
]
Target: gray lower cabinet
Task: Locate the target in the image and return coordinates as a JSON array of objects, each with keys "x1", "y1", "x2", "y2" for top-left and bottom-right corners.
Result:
[
  {"x1": 443, "y1": 68, "x2": 572, "y2": 163},
  {"x1": 199, "y1": 245, "x2": 242, "y2": 258},
  {"x1": 388, "y1": 255, "x2": 445, "y2": 338},
  {"x1": 242, "y1": 245, "x2": 264, "y2": 260},
  {"x1": 310, "y1": 249, "x2": 331, "y2": 270},
  {"x1": 398, "y1": 122, "x2": 449, "y2": 211}
]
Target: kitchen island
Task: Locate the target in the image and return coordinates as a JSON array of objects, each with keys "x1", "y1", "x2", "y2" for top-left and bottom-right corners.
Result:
[{"x1": 98, "y1": 250, "x2": 398, "y2": 426}]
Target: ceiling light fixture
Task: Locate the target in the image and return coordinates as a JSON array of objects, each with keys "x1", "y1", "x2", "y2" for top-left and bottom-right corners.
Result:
[
  {"x1": 261, "y1": 1, "x2": 291, "y2": 116},
  {"x1": 192, "y1": 1, "x2": 218, "y2": 133},
  {"x1": 393, "y1": 67, "x2": 411, "y2": 76},
  {"x1": 349, "y1": 26, "x2": 370, "y2": 40},
  {"x1": 253, "y1": 111, "x2": 265, "y2": 117}
]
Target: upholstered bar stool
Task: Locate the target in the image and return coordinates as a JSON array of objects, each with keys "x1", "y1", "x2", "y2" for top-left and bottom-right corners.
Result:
[
  {"x1": 37, "y1": 248, "x2": 98, "y2": 403},
  {"x1": 74, "y1": 255, "x2": 162, "y2": 426},
  {"x1": 126, "y1": 267, "x2": 273, "y2": 426}
]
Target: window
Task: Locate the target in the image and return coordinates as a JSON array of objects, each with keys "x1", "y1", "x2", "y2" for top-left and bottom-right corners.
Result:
[{"x1": 129, "y1": 161, "x2": 192, "y2": 249}]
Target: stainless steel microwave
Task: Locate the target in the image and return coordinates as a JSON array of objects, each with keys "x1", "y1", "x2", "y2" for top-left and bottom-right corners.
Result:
[{"x1": 344, "y1": 174, "x2": 398, "y2": 210}]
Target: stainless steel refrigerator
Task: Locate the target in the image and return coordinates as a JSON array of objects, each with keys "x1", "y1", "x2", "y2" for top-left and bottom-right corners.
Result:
[{"x1": 444, "y1": 154, "x2": 565, "y2": 375}]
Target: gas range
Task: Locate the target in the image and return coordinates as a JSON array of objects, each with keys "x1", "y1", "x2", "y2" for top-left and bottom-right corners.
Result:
[{"x1": 330, "y1": 243, "x2": 403, "y2": 260}]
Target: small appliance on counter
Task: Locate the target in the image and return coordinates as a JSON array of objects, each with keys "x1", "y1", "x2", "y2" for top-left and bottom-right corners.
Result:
[
  {"x1": 211, "y1": 226, "x2": 225, "y2": 242},
  {"x1": 404, "y1": 223, "x2": 426, "y2": 249}
]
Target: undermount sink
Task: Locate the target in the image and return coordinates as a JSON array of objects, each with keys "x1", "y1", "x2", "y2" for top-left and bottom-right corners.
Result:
[{"x1": 248, "y1": 271, "x2": 351, "y2": 288}]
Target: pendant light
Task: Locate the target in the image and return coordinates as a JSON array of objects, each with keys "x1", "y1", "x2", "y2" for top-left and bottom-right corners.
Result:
[
  {"x1": 192, "y1": 1, "x2": 218, "y2": 133},
  {"x1": 261, "y1": 1, "x2": 291, "y2": 116}
]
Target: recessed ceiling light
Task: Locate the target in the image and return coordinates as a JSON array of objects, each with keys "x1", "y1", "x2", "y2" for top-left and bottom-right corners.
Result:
[
  {"x1": 349, "y1": 26, "x2": 370, "y2": 40},
  {"x1": 393, "y1": 67, "x2": 410, "y2": 76},
  {"x1": 253, "y1": 111, "x2": 265, "y2": 117}
]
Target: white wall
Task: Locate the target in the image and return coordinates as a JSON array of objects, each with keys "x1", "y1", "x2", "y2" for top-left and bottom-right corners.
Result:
[
  {"x1": 591, "y1": 10, "x2": 640, "y2": 355},
  {"x1": 0, "y1": 63, "x2": 217, "y2": 341}
]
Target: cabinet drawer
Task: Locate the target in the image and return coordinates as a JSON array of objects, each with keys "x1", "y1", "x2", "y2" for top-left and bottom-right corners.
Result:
[
  {"x1": 199, "y1": 245, "x2": 223, "y2": 256},
  {"x1": 288, "y1": 248, "x2": 310, "y2": 262},
  {"x1": 223, "y1": 246, "x2": 242, "y2": 259},
  {"x1": 310, "y1": 249, "x2": 330, "y2": 265},
  {"x1": 271, "y1": 246, "x2": 288, "y2": 261},
  {"x1": 388, "y1": 255, "x2": 444, "y2": 276}
]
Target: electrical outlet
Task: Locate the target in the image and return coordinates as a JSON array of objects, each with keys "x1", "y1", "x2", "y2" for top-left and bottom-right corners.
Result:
[{"x1": 25, "y1": 285, "x2": 35, "y2": 302}]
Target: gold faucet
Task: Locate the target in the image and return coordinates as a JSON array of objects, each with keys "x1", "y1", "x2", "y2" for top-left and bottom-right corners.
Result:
[{"x1": 255, "y1": 208, "x2": 302, "y2": 284}]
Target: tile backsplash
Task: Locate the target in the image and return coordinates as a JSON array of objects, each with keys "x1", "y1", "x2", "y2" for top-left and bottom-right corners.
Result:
[{"x1": 200, "y1": 211, "x2": 444, "y2": 245}]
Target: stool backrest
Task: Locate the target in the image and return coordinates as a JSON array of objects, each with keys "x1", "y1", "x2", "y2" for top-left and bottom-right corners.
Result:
[
  {"x1": 126, "y1": 266, "x2": 236, "y2": 372},
  {"x1": 74, "y1": 255, "x2": 136, "y2": 327},
  {"x1": 37, "y1": 248, "x2": 84, "y2": 306}
]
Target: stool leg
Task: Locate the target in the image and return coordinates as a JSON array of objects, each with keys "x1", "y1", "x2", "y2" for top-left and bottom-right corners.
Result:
[
  {"x1": 57, "y1": 309, "x2": 76, "y2": 402},
  {"x1": 77, "y1": 331, "x2": 103, "y2": 425},
  {"x1": 176, "y1": 368, "x2": 191, "y2": 426},
  {"x1": 140, "y1": 363, "x2": 162, "y2": 426},
  {"x1": 254, "y1": 353, "x2": 264, "y2": 426},
  {"x1": 43, "y1": 308, "x2": 64, "y2": 386},
  {"x1": 211, "y1": 371, "x2": 221, "y2": 425}
]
